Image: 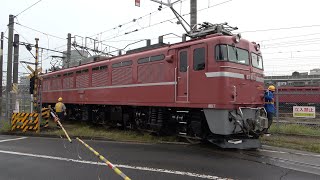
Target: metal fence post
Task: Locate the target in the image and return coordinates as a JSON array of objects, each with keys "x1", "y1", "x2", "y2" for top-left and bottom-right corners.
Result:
[{"x1": 276, "y1": 84, "x2": 279, "y2": 133}]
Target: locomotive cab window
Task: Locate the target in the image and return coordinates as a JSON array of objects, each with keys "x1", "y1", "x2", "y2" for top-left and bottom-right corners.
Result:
[
  {"x1": 215, "y1": 45, "x2": 228, "y2": 61},
  {"x1": 228, "y1": 46, "x2": 249, "y2": 65},
  {"x1": 215, "y1": 44, "x2": 249, "y2": 65},
  {"x1": 193, "y1": 47, "x2": 205, "y2": 71},
  {"x1": 251, "y1": 53, "x2": 263, "y2": 69}
]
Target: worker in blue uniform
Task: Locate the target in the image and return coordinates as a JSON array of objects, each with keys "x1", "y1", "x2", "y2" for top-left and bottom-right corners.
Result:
[{"x1": 264, "y1": 85, "x2": 276, "y2": 135}]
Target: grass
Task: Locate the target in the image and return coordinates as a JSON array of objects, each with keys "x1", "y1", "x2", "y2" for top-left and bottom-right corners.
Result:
[
  {"x1": 41, "y1": 121, "x2": 179, "y2": 143},
  {"x1": 261, "y1": 135, "x2": 320, "y2": 153},
  {"x1": 269, "y1": 124, "x2": 320, "y2": 136},
  {"x1": 3, "y1": 119, "x2": 320, "y2": 153},
  {"x1": 0, "y1": 121, "x2": 11, "y2": 133}
]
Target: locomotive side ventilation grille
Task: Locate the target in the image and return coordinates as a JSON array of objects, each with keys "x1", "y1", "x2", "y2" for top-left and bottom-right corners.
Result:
[
  {"x1": 112, "y1": 67, "x2": 133, "y2": 85},
  {"x1": 92, "y1": 70, "x2": 109, "y2": 87},
  {"x1": 138, "y1": 63, "x2": 165, "y2": 83},
  {"x1": 52, "y1": 79, "x2": 62, "y2": 90},
  {"x1": 42, "y1": 80, "x2": 50, "y2": 91},
  {"x1": 76, "y1": 74, "x2": 89, "y2": 88},
  {"x1": 63, "y1": 77, "x2": 74, "y2": 89}
]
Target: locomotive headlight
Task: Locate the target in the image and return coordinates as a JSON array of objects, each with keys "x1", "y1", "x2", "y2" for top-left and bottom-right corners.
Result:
[
  {"x1": 255, "y1": 44, "x2": 260, "y2": 51},
  {"x1": 233, "y1": 33, "x2": 241, "y2": 43}
]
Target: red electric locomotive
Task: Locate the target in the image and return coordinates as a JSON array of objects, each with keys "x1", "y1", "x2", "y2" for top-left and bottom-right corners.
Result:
[{"x1": 41, "y1": 23, "x2": 268, "y2": 148}]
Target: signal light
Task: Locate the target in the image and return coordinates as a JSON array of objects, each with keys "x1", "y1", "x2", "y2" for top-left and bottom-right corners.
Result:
[{"x1": 30, "y1": 76, "x2": 35, "y2": 94}]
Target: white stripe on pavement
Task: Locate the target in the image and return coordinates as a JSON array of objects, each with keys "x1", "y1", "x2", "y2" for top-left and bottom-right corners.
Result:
[
  {"x1": 0, "y1": 137, "x2": 27, "y2": 143},
  {"x1": 0, "y1": 149, "x2": 231, "y2": 180}
]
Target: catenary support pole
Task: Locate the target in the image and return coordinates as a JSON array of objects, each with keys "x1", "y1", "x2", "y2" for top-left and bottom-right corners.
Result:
[
  {"x1": 190, "y1": 0, "x2": 197, "y2": 31},
  {"x1": 0, "y1": 32, "x2": 4, "y2": 116},
  {"x1": 12, "y1": 34, "x2": 19, "y2": 113},
  {"x1": 6, "y1": 15, "x2": 14, "y2": 121},
  {"x1": 66, "y1": 33, "x2": 71, "y2": 68}
]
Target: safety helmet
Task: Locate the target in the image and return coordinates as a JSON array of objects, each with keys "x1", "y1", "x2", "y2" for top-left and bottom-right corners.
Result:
[
  {"x1": 268, "y1": 85, "x2": 276, "y2": 92},
  {"x1": 58, "y1": 97, "x2": 63, "y2": 102}
]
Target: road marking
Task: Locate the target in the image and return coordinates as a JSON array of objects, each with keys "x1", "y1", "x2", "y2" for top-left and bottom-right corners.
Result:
[
  {"x1": 0, "y1": 137, "x2": 27, "y2": 143},
  {"x1": 0, "y1": 149, "x2": 231, "y2": 180}
]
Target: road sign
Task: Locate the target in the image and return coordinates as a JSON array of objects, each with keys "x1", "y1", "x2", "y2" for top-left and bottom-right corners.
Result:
[{"x1": 293, "y1": 106, "x2": 316, "y2": 118}]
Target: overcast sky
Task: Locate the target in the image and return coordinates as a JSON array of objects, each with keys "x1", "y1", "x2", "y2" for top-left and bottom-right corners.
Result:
[{"x1": 1, "y1": 0, "x2": 320, "y2": 79}]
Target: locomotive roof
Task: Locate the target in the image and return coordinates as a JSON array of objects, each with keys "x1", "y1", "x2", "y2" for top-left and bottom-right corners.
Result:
[{"x1": 43, "y1": 33, "x2": 252, "y2": 77}]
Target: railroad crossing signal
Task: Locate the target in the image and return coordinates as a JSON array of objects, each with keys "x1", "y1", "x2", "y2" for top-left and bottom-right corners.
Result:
[
  {"x1": 27, "y1": 65, "x2": 42, "y2": 79},
  {"x1": 27, "y1": 65, "x2": 42, "y2": 94}
]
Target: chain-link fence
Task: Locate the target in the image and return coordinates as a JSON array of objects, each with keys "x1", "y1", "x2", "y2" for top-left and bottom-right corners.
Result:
[
  {"x1": 0, "y1": 81, "x2": 32, "y2": 124},
  {"x1": 271, "y1": 86, "x2": 320, "y2": 137}
]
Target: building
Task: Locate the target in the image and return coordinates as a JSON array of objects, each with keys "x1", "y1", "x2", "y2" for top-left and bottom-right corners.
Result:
[{"x1": 265, "y1": 70, "x2": 320, "y2": 87}]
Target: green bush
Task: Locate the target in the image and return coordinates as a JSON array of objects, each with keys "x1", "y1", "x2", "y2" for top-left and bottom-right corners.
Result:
[{"x1": 0, "y1": 121, "x2": 11, "y2": 133}]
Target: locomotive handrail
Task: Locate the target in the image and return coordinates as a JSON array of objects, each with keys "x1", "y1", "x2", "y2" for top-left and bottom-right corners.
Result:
[
  {"x1": 174, "y1": 67, "x2": 177, "y2": 102},
  {"x1": 187, "y1": 66, "x2": 189, "y2": 102}
]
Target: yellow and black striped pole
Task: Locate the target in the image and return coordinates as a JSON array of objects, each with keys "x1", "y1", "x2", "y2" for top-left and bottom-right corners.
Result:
[
  {"x1": 76, "y1": 138, "x2": 131, "y2": 180},
  {"x1": 50, "y1": 111, "x2": 72, "y2": 143}
]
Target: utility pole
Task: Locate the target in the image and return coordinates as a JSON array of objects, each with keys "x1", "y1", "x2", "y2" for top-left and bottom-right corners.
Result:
[
  {"x1": 6, "y1": 14, "x2": 14, "y2": 120},
  {"x1": 12, "y1": 34, "x2": 19, "y2": 113},
  {"x1": 13, "y1": 34, "x2": 19, "y2": 84},
  {"x1": 0, "y1": 32, "x2": 4, "y2": 116},
  {"x1": 66, "y1": 33, "x2": 71, "y2": 68},
  {"x1": 190, "y1": 0, "x2": 197, "y2": 31}
]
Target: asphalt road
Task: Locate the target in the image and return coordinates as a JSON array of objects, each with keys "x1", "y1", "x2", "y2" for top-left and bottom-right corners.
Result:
[{"x1": 0, "y1": 135, "x2": 319, "y2": 180}]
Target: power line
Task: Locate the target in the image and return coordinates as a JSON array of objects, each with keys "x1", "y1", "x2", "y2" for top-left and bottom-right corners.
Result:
[
  {"x1": 262, "y1": 42, "x2": 320, "y2": 49},
  {"x1": 88, "y1": 0, "x2": 188, "y2": 38},
  {"x1": 14, "y1": 29, "x2": 30, "y2": 43},
  {"x1": 15, "y1": 22, "x2": 65, "y2": 40},
  {"x1": 263, "y1": 49, "x2": 320, "y2": 54},
  {"x1": 102, "y1": 0, "x2": 233, "y2": 42},
  {"x1": 262, "y1": 38, "x2": 320, "y2": 47},
  {"x1": 15, "y1": 0, "x2": 42, "y2": 17},
  {"x1": 257, "y1": 33, "x2": 320, "y2": 42},
  {"x1": 240, "y1": 24, "x2": 320, "y2": 33}
]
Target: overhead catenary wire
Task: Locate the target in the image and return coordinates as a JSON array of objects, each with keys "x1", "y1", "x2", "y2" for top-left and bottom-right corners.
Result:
[
  {"x1": 15, "y1": 0, "x2": 42, "y2": 18},
  {"x1": 101, "y1": 0, "x2": 233, "y2": 42},
  {"x1": 239, "y1": 24, "x2": 320, "y2": 34},
  {"x1": 257, "y1": 32, "x2": 320, "y2": 42},
  {"x1": 88, "y1": 0, "x2": 188, "y2": 38},
  {"x1": 15, "y1": 22, "x2": 65, "y2": 41}
]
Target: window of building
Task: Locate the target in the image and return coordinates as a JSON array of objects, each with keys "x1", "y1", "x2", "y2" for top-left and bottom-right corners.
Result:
[
  {"x1": 193, "y1": 47, "x2": 205, "y2": 71},
  {"x1": 179, "y1": 51, "x2": 188, "y2": 72}
]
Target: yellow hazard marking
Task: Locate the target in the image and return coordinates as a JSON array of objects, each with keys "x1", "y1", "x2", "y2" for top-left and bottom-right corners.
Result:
[{"x1": 11, "y1": 108, "x2": 51, "y2": 133}]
